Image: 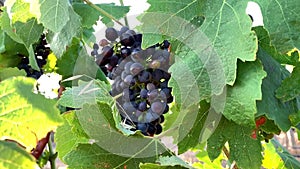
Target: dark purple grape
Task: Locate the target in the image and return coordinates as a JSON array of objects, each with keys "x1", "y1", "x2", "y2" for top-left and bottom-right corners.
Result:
[
  {"x1": 138, "y1": 101, "x2": 147, "y2": 111},
  {"x1": 121, "y1": 47, "x2": 131, "y2": 58},
  {"x1": 161, "y1": 40, "x2": 170, "y2": 49},
  {"x1": 105, "y1": 27, "x2": 118, "y2": 41},
  {"x1": 125, "y1": 30, "x2": 136, "y2": 35},
  {"x1": 124, "y1": 61, "x2": 133, "y2": 74},
  {"x1": 134, "y1": 34, "x2": 142, "y2": 43},
  {"x1": 130, "y1": 63, "x2": 144, "y2": 75},
  {"x1": 140, "y1": 89, "x2": 148, "y2": 99},
  {"x1": 109, "y1": 55, "x2": 119, "y2": 67},
  {"x1": 155, "y1": 124, "x2": 162, "y2": 134},
  {"x1": 120, "y1": 33, "x2": 135, "y2": 46},
  {"x1": 138, "y1": 70, "x2": 151, "y2": 83},
  {"x1": 167, "y1": 96, "x2": 174, "y2": 103},
  {"x1": 152, "y1": 69, "x2": 163, "y2": 81},
  {"x1": 161, "y1": 87, "x2": 172, "y2": 98},
  {"x1": 149, "y1": 60, "x2": 161, "y2": 69},
  {"x1": 93, "y1": 43, "x2": 99, "y2": 50},
  {"x1": 163, "y1": 104, "x2": 169, "y2": 114},
  {"x1": 136, "y1": 123, "x2": 148, "y2": 135},
  {"x1": 91, "y1": 49, "x2": 98, "y2": 56},
  {"x1": 124, "y1": 75, "x2": 133, "y2": 85},
  {"x1": 99, "y1": 39, "x2": 109, "y2": 46},
  {"x1": 151, "y1": 101, "x2": 164, "y2": 114},
  {"x1": 163, "y1": 71, "x2": 171, "y2": 80},
  {"x1": 146, "y1": 83, "x2": 156, "y2": 91},
  {"x1": 160, "y1": 80, "x2": 168, "y2": 88},
  {"x1": 119, "y1": 26, "x2": 129, "y2": 35},
  {"x1": 148, "y1": 89, "x2": 158, "y2": 101},
  {"x1": 147, "y1": 123, "x2": 156, "y2": 136},
  {"x1": 102, "y1": 46, "x2": 113, "y2": 59},
  {"x1": 159, "y1": 115, "x2": 165, "y2": 123}
]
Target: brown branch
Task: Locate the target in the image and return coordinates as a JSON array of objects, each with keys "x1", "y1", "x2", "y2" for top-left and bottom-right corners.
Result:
[{"x1": 222, "y1": 146, "x2": 239, "y2": 169}]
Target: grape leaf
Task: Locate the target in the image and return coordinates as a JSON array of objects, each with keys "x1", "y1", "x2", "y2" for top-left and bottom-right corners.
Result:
[
  {"x1": 0, "y1": 53, "x2": 22, "y2": 69},
  {"x1": 10, "y1": 0, "x2": 43, "y2": 48},
  {"x1": 0, "y1": 141, "x2": 37, "y2": 169},
  {"x1": 276, "y1": 64, "x2": 300, "y2": 102},
  {"x1": 56, "y1": 39, "x2": 107, "y2": 86},
  {"x1": 139, "y1": 0, "x2": 257, "y2": 87},
  {"x1": 58, "y1": 80, "x2": 111, "y2": 108},
  {"x1": 39, "y1": 0, "x2": 70, "y2": 32},
  {"x1": 0, "y1": 77, "x2": 63, "y2": 149},
  {"x1": 253, "y1": 26, "x2": 299, "y2": 65},
  {"x1": 65, "y1": 143, "x2": 167, "y2": 169},
  {"x1": 262, "y1": 142, "x2": 286, "y2": 169},
  {"x1": 0, "y1": 67, "x2": 26, "y2": 81},
  {"x1": 155, "y1": 156, "x2": 192, "y2": 168},
  {"x1": 72, "y1": 3, "x2": 130, "y2": 28},
  {"x1": 1, "y1": 31, "x2": 28, "y2": 57},
  {"x1": 271, "y1": 139, "x2": 300, "y2": 169},
  {"x1": 46, "y1": 7, "x2": 81, "y2": 58},
  {"x1": 223, "y1": 60, "x2": 266, "y2": 126},
  {"x1": 177, "y1": 101, "x2": 210, "y2": 154},
  {"x1": 74, "y1": 103, "x2": 172, "y2": 164},
  {"x1": 256, "y1": 46, "x2": 298, "y2": 131},
  {"x1": 207, "y1": 117, "x2": 263, "y2": 169},
  {"x1": 192, "y1": 143, "x2": 225, "y2": 169},
  {"x1": 254, "y1": 0, "x2": 300, "y2": 53},
  {"x1": 55, "y1": 112, "x2": 89, "y2": 162}
]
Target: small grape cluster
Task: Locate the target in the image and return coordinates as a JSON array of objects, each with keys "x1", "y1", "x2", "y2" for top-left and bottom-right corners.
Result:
[
  {"x1": 92, "y1": 27, "x2": 173, "y2": 136},
  {"x1": 18, "y1": 34, "x2": 50, "y2": 79}
]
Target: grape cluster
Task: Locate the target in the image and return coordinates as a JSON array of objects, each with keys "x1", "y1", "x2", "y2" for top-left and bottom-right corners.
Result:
[
  {"x1": 92, "y1": 27, "x2": 173, "y2": 136},
  {"x1": 18, "y1": 34, "x2": 50, "y2": 79}
]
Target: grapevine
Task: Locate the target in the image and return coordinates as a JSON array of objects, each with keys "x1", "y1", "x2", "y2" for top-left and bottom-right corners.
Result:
[{"x1": 0, "y1": 0, "x2": 300, "y2": 169}]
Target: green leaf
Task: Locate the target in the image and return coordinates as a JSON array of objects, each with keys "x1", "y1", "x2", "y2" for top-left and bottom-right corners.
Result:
[
  {"x1": 262, "y1": 142, "x2": 286, "y2": 169},
  {"x1": 0, "y1": 53, "x2": 22, "y2": 68},
  {"x1": 55, "y1": 112, "x2": 89, "y2": 162},
  {"x1": 254, "y1": 0, "x2": 300, "y2": 53},
  {"x1": 58, "y1": 80, "x2": 111, "y2": 108},
  {"x1": 223, "y1": 60, "x2": 266, "y2": 126},
  {"x1": 256, "y1": 47, "x2": 298, "y2": 131},
  {"x1": 27, "y1": 45, "x2": 40, "y2": 71},
  {"x1": 192, "y1": 143, "x2": 225, "y2": 169},
  {"x1": 72, "y1": 103, "x2": 172, "y2": 167},
  {"x1": 207, "y1": 117, "x2": 263, "y2": 169},
  {"x1": 276, "y1": 65, "x2": 300, "y2": 102},
  {"x1": 56, "y1": 39, "x2": 107, "y2": 86},
  {"x1": 82, "y1": 27, "x2": 96, "y2": 47},
  {"x1": 155, "y1": 156, "x2": 192, "y2": 168},
  {"x1": 11, "y1": 0, "x2": 43, "y2": 48},
  {"x1": 47, "y1": 7, "x2": 81, "y2": 58},
  {"x1": 253, "y1": 26, "x2": 299, "y2": 65},
  {"x1": 0, "y1": 141, "x2": 37, "y2": 169},
  {"x1": 177, "y1": 101, "x2": 210, "y2": 154},
  {"x1": 65, "y1": 143, "x2": 167, "y2": 169},
  {"x1": 0, "y1": 67, "x2": 26, "y2": 81},
  {"x1": 72, "y1": 3, "x2": 130, "y2": 28},
  {"x1": 39, "y1": 0, "x2": 70, "y2": 32},
  {"x1": 1, "y1": 32, "x2": 28, "y2": 56},
  {"x1": 271, "y1": 139, "x2": 300, "y2": 169},
  {"x1": 140, "y1": 0, "x2": 257, "y2": 87},
  {"x1": 0, "y1": 77, "x2": 63, "y2": 149}
]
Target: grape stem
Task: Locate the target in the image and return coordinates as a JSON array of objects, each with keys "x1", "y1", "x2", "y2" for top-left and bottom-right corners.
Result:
[
  {"x1": 222, "y1": 147, "x2": 239, "y2": 169},
  {"x1": 83, "y1": 0, "x2": 124, "y2": 26},
  {"x1": 48, "y1": 132, "x2": 56, "y2": 169},
  {"x1": 119, "y1": 0, "x2": 129, "y2": 27}
]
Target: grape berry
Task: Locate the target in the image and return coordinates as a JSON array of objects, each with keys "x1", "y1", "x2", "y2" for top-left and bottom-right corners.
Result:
[
  {"x1": 92, "y1": 27, "x2": 173, "y2": 136},
  {"x1": 18, "y1": 34, "x2": 50, "y2": 79}
]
